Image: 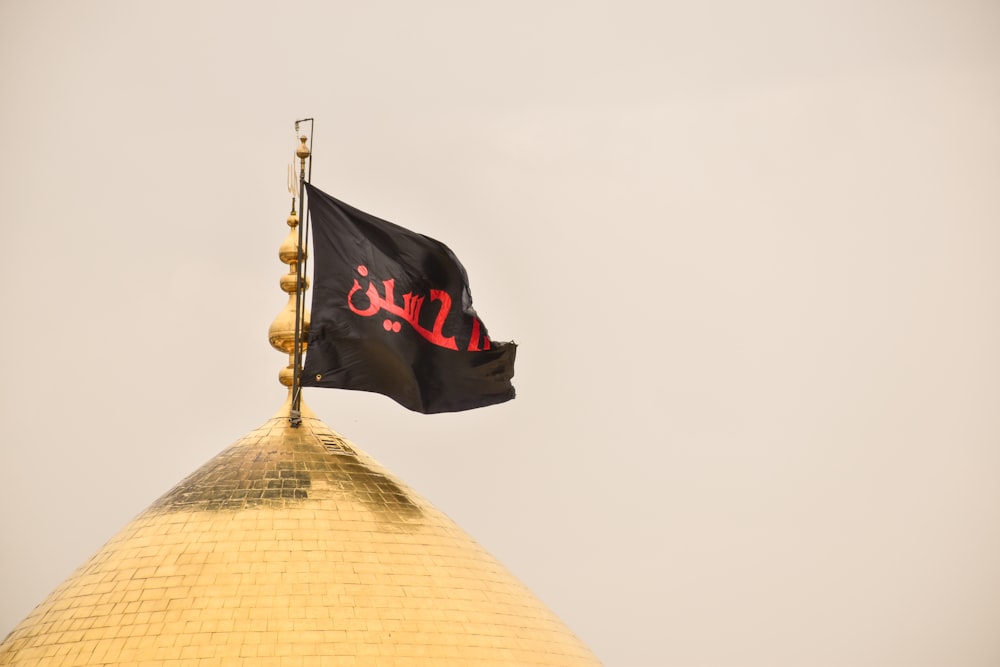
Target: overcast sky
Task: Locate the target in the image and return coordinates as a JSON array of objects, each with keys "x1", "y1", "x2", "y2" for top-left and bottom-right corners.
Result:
[{"x1": 2, "y1": 2, "x2": 999, "y2": 665}]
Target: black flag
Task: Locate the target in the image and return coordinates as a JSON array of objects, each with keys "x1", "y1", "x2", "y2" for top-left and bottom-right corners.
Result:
[{"x1": 301, "y1": 183, "x2": 516, "y2": 413}]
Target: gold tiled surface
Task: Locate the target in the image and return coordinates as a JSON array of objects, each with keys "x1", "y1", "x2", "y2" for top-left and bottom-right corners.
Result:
[{"x1": 0, "y1": 416, "x2": 602, "y2": 666}]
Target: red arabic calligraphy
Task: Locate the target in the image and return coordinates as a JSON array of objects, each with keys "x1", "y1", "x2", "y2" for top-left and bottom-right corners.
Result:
[{"x1": 348, "y1": 264, "x2": 496, "y2": 351}]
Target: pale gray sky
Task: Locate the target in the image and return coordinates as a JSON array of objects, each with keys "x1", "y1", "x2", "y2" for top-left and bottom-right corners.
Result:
[{"x1": 2, "y1": 1, "x2": 999, "y2": 665}]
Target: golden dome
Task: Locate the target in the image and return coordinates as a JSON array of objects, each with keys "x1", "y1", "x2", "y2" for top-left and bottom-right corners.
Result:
[{"x1": 0, "y1": 402, "x2": 602, "y2": 666}]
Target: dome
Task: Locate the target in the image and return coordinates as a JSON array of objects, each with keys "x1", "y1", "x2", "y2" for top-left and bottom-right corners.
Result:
[{"x1": 0, "y1": 403, "x2": 601, "y2": 666}]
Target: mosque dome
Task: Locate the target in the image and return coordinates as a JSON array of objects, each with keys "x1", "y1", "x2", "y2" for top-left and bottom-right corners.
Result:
[
  {"x1": 0, "y1": 130, "x2": 601, "y2": 665},
  {"x1": 0, "y1": 402, "x2": 601, "y2": 665}
]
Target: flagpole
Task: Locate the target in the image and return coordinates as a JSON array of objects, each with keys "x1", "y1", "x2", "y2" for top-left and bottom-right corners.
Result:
[{"x1": 290, "y1": 118, "x2": 313, "y2": 427}]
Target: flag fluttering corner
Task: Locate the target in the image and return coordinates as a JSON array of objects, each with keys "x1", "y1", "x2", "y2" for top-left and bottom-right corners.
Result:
[{"x1": 301, "y1": 183, "x2": 516, "y2": 414}]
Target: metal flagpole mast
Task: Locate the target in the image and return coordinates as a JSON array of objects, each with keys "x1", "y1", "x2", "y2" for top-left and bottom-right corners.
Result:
[{"x1": 290, "y1": 118, "x2": 314, "y2": 427}]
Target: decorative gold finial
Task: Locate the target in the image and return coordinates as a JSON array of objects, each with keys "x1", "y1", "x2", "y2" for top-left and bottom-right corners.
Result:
[
  {"x1": 269, "y1": 149, "x2": 310, "y2": 397},
  {"x1": 296, "y1": 135, "x2": 311, "y2": 174}
]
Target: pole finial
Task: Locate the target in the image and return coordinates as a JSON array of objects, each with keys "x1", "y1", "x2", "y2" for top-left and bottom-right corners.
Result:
[
  {"x1": 269, "y1": 129, "x2": 312, "y2": 414},
  {"x1": 268, "y1": 196, "x2": 309, "y2": 388},
  {"x1": 297, "y1": 134, "x2": 311, "y2": 160}
]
